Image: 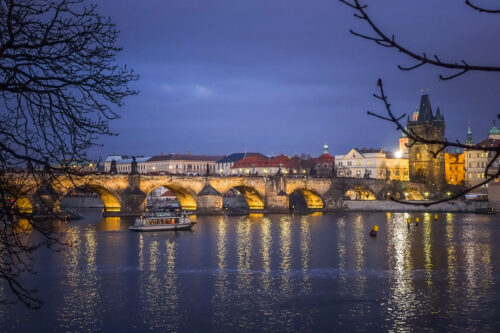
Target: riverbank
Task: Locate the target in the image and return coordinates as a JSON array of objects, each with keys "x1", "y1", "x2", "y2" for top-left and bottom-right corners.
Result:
[{"x1": 343, "y1": 199, "x2": 488, "y2": 212}]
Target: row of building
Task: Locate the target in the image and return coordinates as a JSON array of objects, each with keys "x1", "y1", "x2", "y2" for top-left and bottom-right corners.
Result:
[
  {"x1": 103, "y1": 147, "x2": 336, "y2": 177},
  {"x1": 101, "y1": 94, "x2": 498, "y2": 191}
]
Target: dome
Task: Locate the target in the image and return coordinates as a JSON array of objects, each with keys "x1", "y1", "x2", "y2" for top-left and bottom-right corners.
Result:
[
  {"x1": 489, "y1": 124, "x2": 500, "y2": 135},
  {"x1": 323, "y1": 143, "x2": 329, "y2": 154}
]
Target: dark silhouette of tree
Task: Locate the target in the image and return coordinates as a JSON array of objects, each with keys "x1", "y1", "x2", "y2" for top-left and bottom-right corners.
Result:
[
  {"x1": 340, "y1": 0, "x2": 500, "y2": 205},
  {"x1": 0, "y1": 0, "x2": 137, "y2": 308}
]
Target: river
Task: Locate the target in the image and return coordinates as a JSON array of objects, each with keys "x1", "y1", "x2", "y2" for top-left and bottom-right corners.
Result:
[{"x1": 1, "y1": 209, "x2": 499, "y2": 332}]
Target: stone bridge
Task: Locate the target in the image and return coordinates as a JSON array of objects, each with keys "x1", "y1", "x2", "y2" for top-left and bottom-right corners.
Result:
[{"x1": 9, "y1": 173, "x2": 449, "y2": 216}]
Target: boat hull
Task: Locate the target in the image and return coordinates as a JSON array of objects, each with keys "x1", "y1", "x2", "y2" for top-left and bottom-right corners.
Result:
[{"x1": 129, "y1": 222, "x2": 196, "y2": 232}]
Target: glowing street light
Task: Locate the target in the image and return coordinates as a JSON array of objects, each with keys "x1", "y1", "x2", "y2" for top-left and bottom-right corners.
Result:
[{"x1": 395, "y1": 150, "x2": 403, "y2": 159}]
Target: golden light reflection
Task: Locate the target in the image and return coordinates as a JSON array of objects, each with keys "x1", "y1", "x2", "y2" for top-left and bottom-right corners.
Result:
[
  {"x1": 336, "y1": 217, "x2": 346, "y2": 289},
  {"x1": 423, "y1": 213, "x2": 433, "y2": 286},
  {"x1": 98, "y1": 216, "x2": 121, "y2": 231},
  {"x1": 300, "y1": 216, "x2": 311, "y2": 293},
  {"x1": 386, "y1": 212, "x2": 417, "y2": 332},
  {"x1": 445, "y1": 213, "x2": 457, "y2": 289},
  {"x1": 164, "y1": 239, "x2": 178, "y2": 331},
  {"x1": 138, "y1": 233, "x2": 144, "y2": 271},
  {"x1": 352, "y1": 214, "x2": 366, "y2": 296},
  {"x1": 261, "y1": 217, "x2": 272, "y2": 292},
  {"x1": 237, "y1": 216, "x2": 252, "y2": 292},
  {"x1": 14, "y1": 218, "x2": 32, "y2": 234},
  {"x1": 279, "y1": 215, "x2": 292, "y2": 294},
  {"x1": 57, "y1": 226, "x2": 102, "y2": 331},
  {"x1": 213, "y1": 216, "x2": 228, "y2": 326}
]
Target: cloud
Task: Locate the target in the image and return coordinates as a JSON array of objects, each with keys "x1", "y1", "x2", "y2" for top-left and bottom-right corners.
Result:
[{"x1": 160, "y1": 83, "x2": 213, "y2": 99}]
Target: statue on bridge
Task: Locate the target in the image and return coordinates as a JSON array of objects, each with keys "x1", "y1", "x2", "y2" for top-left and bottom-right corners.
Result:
[
  {"x1": 110, "y1": 159, "x2": 117, "y2": 174},
  {"x1": 130, "y1": 156, "x2": 138, "y2": 175}
]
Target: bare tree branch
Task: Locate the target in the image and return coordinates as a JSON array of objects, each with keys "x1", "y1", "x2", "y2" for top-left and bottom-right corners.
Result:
[
  {"x1": 339, "y1": 0, "x2": 500, "y2": 79},
  {"x1": 0, "y1": 0, "x2": 137, "y2": 308},
  {"x1": 465, "y1": 0, "x2": 500, "y2": 13}
]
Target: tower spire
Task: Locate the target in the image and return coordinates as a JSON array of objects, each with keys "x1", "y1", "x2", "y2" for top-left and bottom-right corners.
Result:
[{"x1": 465, "y1": 122, "x2": 474, "y2": 145}]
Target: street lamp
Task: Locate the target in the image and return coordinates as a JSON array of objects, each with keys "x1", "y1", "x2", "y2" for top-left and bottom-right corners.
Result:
[
  {"x1": 424, "y1": 192, "x2": 429, "y2": 200},
  {"x1": 404, "y1": 192, "x2": 408, "y2": 200}
]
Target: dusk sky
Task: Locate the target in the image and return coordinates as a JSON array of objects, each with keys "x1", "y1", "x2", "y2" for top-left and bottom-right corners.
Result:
[{"x1": 91, "y1": 0, "x2": 500, "y2": 158}]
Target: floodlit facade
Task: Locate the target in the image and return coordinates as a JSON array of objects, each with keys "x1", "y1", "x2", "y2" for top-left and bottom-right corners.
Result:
[
  {"x1": 465, "y1": 123, "x2": 500, "y2": 189},
  {"x1": 335, "y1": 148, "x2": 409, "y2": 181}
]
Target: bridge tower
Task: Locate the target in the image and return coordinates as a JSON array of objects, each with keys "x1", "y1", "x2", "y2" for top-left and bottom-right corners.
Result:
[{"x1": 407, "y1": 94, "x2": 446, "y2": 193}]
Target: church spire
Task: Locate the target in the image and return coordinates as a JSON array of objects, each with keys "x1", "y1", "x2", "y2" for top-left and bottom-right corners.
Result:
[{"x1": 465, "y1": 122, "x2": 474, "y2": 145}]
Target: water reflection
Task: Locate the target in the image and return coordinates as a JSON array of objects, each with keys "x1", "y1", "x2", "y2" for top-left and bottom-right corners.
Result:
[
  {"x1": 300, "y1": 216, "x2": 311, "y2": 294},
  {"x1": 57, "y1": 226, "x2": 102, "y2": 332},
  {"x1": 336, "y1": 216, "x2": 347, "y2": 289},
  {"x1": 279, "y1": 215, "x2": 292, "y2": 295},
  {"x1": 236, "y1": 215, "x2": 252, "y2": 294},
  {"x1": 261, "y1": 217, "x2": 272, "y2": 293},
  {"x1": 445, "y1": 213, "x2": 457, "y2": 291},
  {"x1": 3, "y1": 211, "x2": 500, "y2": 332},
  {"x1": 385, "y1": 212, "x2": 417, "y2": 332},
  {"x1": 213, "y1": 216, "x2": 229, "y2": 326},
  {"x1": 423, "y1": 213, "x2": 433, "y2": 286},
  {"x1": 139, "y1": 236, "x2": 179, "y2": 331}
]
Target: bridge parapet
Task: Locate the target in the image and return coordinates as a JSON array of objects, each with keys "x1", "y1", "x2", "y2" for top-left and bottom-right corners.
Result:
[{"x1": 5, "y1": 173, "x2": 459, "y2": 216}]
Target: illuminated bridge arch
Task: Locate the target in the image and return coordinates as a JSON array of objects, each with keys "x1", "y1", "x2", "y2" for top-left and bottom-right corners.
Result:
[
  {"x1": 146, "y1": 185, "x2": 198, "y2": 211},
  {"x1": 345, "y1": 186, "x2": 376, "y2": 200},
  {"x1": 58, "y1": 184, "x2": 122, "y2": 213},
  {"x1": 289, "y1": 188, "x2": 324, "y2": 210},
  {"x1": 226, "y1": 185, "x2": 264, "y2": 210},
  {"x1": 16, "y1": 196, "x2": 34, "y2": 214},
  {"x1": 402, "y1": 190, "x2": 424, "y2": 201}
]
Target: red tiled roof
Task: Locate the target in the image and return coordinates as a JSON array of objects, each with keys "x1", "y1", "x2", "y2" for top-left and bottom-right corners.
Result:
[
  {"x1": 269, "y1": 155, "x2": 296, "y2": 168},
  {"x1": 316, "y1": 153, "x2": 334, "y2": 163},
  {"x1": 232, "y1": 155, "x2": 269, "y2": 168},
  {"x1": 478, "y1": 138, "x2": 500, "y2": 148}
]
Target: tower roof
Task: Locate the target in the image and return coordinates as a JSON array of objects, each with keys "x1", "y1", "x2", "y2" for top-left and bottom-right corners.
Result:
[
  {"x1": 465, "y1": 123, "x2": 474, "y2": 145},
  {"x1": 411, "y1": 94, "x2": 444, "y2": 124},
  {"x1": 489, "y1": 121, "x2": 500, "y2": 135},
  {"x1": 434, "y1": 107, "x2": 444, "y2": 122},
  {"x1": 417, "y1": 94, "x2": 433, "y2": 122}
]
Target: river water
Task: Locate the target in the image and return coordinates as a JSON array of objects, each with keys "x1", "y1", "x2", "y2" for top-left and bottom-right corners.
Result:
[{"x1": 1, "y1": 209, "x2": 500, "y2": 332}]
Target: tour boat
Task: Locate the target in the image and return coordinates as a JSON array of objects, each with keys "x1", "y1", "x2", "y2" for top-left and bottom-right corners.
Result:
[{"x1": 129, "y1": 211, "x2": 195, "y2": 231}]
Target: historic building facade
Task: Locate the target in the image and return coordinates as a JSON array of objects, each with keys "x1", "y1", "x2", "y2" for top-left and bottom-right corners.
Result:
[
  {"x1": 314, "y1": 144, "x2": 335, "y2": 177},
  {"x1": 445, "y1": 151, "x2": 465, "y2": 185},
  {"x1": 335, "y1": 148, "x2": 409, "y2": 181},
  {"x1": 465, "y1": 122, "x2": 500, "y2": 189},
  {"x1": 406, "y1": 94, "x2": 446, "y2": 191}
]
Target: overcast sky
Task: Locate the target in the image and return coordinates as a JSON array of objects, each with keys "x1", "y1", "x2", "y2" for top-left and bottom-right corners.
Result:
[{"x1": 90, "y1": 0, "x2": 500, "y2": 158}]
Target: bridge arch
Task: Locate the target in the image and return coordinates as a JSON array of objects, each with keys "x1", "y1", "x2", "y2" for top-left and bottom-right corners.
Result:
[
  {"x1": 223, "y1": 185, "x2": 264, "y2": 210},
  {"x1": 145, "y1": 184, "x2": 198, "y2": 211},
  {"x1": 289, "y1": 188, "x2": 324, "y2": 210},
  {"x1": 57, "y1": 184, "x2": 122, "y2": 213},
  {"x1": 402, "y1": 190, "x2": 424, "y2": 201},
  {"x1": 16, "y1": 197, "x2": 34, "y2": 214},
  {"x1": 345, "y1": 186, "x2": 376, "y2": 200}
]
